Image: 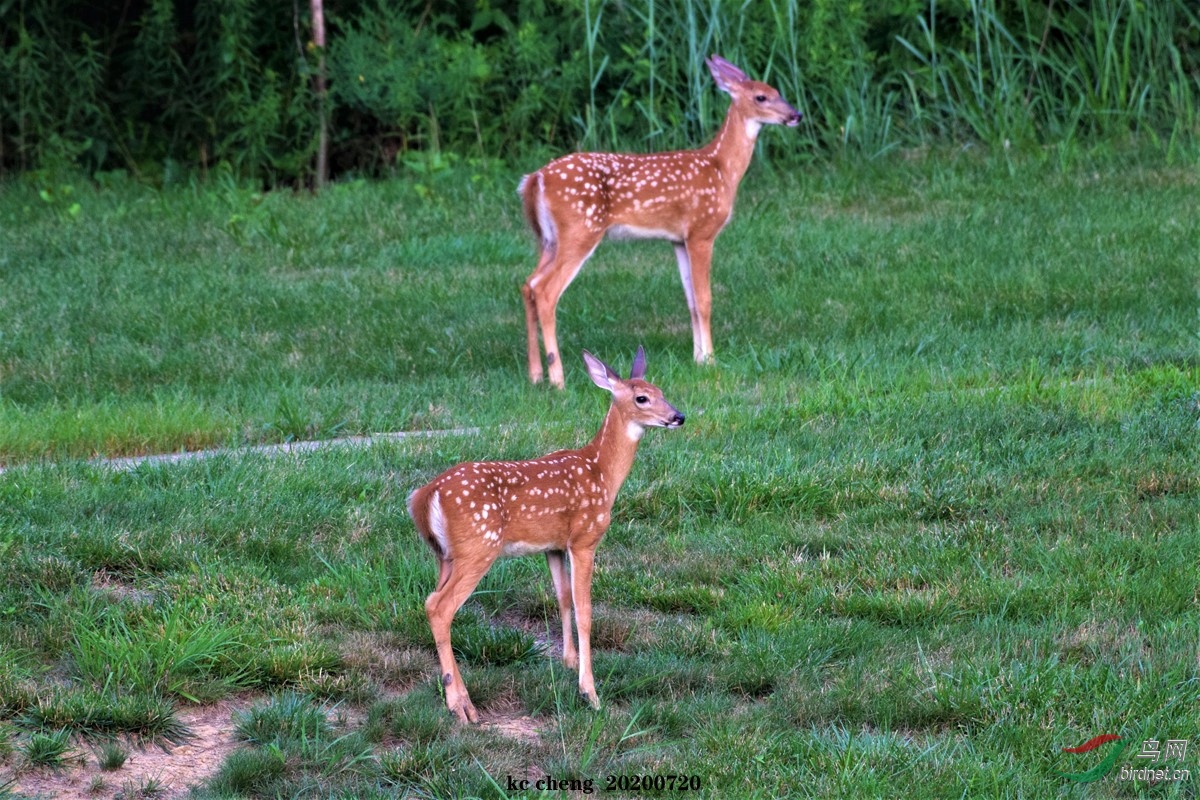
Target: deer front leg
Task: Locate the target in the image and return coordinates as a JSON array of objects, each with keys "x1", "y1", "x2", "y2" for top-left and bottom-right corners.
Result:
[
  {"x1": 546, "y1": 551, "x2": 578, "y2": 670},
  {"x1": 424, "y1": 556, "x2": 494, "y2": 723},
  {"x1": 568, "y1": 545, "x2": 601, "y2": 709},
  {"x1": 684, "y1": 237, "x2": 716, "y2": 364}
]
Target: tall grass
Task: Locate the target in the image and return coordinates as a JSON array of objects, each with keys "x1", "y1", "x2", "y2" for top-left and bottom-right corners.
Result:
[
  {"x1": 891, "y1": 0, "x2": 1200, "y2": 156},
  {"x1": 578, "y1": 0, "x2": 1200, "y2": 162}
]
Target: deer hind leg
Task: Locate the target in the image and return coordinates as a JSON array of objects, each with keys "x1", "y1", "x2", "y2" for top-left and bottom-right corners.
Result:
[
  {"x1": 546, "y1": 550, "x2": 577, "y2": 670},
  {"x1": 682, "y1": 237, "x2": 716, "y2": 363},
  {"x1": 524, "y1": 234, "x2": 602, "y2": 389},
  {"x1": 424, "y1": 551, "x2": 496, "y2": 724},
  {"x1": 674, "y1": 243, "x2": 704, "y2": 363},
  {"x1": 522, "y1": 247, "x2": 553, "y2": 384},
  {"x1": 568, "y1": 545, "x2": 601, "y2": 709}
]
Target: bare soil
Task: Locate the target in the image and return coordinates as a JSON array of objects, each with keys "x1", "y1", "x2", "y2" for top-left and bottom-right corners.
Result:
[
  {"x1": 5, "y1": 695, "x2": 545, "y2": 799},
  {"x1": 6, "y1": 699, "x2": 250, "y2": 800}
]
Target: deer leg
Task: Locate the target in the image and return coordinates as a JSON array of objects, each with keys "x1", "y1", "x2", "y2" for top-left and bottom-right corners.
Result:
[
  {"x1": 528, "y1": 237, "x2": 601, "y2": 389},
  {"x1": 546, "y1": 550, "x2": 577, "y2": 670},
  {"x1": 684, "y1": 238, "x2": 716, "y2": 363},
  {"x1": 424, "y1": 554, "x2": 495, "y2": 724},
  {"x1": 434, "y1": 556, "x2": 451, "y2": 593},
  {"x1": 522, "y1": 248, "x2": 554, "y2": 384},
  {"x1": 673, "y1": 243, "x2": 704, "y2": 363},
  {"x1": 568, "y1": 545, "x2": 601, "y2": 709}
]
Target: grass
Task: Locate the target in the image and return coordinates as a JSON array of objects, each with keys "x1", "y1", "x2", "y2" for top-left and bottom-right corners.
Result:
[
  {"x1": 0, "y1": 150, "x2": 1197, "y2": 797},
  {"x1": 95, "y1": 741, "x2": 128, "y2": 771},
  {"x1": 18, "y1": 730, "x2": 75, "y2": 771}
]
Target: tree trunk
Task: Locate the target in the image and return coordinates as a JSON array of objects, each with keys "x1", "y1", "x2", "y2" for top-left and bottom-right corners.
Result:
[{"x1": 311, "y1": 0, "x2": 328, "y2": 188}]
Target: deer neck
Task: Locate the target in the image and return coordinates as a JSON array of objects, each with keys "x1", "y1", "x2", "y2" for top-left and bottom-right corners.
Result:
[
  {"x1": 583, "y1": 404, "x2": 643, "y2": 502},
  {"x1": 703, "y1": 103, "x2": 760, "y2": 188}
]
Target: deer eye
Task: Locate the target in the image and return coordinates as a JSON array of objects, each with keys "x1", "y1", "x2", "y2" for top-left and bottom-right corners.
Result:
[
  {"x1": 755, "y1": 94, "x2": 768, "y2": 103},
  {"x1": 635, "y1": 395, "x2": 649, "y2": 405}
]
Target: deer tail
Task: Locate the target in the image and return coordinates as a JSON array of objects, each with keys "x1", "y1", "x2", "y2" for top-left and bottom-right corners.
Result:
[
  {"x1": 518, "y1": 171, "x2": 557, "y2": 259},
  {"x1": 407, "y1": 486, "x2": 450, "y2": 560}
]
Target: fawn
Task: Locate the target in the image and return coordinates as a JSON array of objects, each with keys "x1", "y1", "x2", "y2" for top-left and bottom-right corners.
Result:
[
  {"x1": 407, "y1": 347, "x2": 684, "y2": 723},
  {"x1": 519, "y1": 55, "x2": 802, "y2": 388}
]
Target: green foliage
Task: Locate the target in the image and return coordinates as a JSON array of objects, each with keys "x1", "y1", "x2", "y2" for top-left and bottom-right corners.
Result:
[
  {"x1": 0, "y1": 1, "x2": 107, "y2": 174},
  {"x1": 330, "y1": 2, "x2": 491, "y2": 152},
  {"x1": 1, "y1": 0, "x2": 1196, "y2": 182}
]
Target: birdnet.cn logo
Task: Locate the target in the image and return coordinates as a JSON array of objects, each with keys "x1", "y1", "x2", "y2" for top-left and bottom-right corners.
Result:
[{"x1": 1058, "y1": 734, "x2": 1191, "y2": 784}]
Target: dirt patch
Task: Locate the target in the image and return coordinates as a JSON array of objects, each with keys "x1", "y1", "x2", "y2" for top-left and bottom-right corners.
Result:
[
  {"x1": 6, "y1": 699, "x2": 252, "y2": 800},
  {"x1": 91, "y1": 570, "x2": 158, "y2": 606},
  {"x1": 480, "y1": 711, "x2": 543, "y2": 745}
]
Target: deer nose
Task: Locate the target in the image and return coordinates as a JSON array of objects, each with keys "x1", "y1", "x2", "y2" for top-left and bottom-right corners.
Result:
[
  {"x1": 670, "y1": 412, "x2": 685, "y2": 427},
  {"x1": 787, "y1": 110, "x2": 803, "y2": 127}
]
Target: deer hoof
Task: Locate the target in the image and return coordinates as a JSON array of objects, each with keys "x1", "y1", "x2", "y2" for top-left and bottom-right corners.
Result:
[
  {"x1": 448, "y1": 698, "x2": 479, "y2": 725},
  {"x1": 444, "y1": 681, "x2": 479, "y2": 724},
  {"x1": 580, "y1": 689, "x2": 602, "y2": 711}
]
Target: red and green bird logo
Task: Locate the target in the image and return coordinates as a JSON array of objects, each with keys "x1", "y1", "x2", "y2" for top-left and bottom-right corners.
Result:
[{"x1": 1058, "y1": 734, "x2": 1129, "y2": 783}]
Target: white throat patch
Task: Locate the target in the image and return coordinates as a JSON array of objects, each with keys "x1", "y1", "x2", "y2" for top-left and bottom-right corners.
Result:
[{"x1": 625, "y1": 421, "x2": 646, "y2": 441}]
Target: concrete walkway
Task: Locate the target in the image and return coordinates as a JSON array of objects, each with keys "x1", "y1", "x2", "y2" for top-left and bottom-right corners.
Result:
[{"x1": 0, "y1": 427, "x2": 483, "y2": 475}]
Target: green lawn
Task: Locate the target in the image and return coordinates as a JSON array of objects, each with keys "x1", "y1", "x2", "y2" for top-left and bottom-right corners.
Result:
[{"x1": 1, "y1": 155, "x2": 1197, "y2": 798}]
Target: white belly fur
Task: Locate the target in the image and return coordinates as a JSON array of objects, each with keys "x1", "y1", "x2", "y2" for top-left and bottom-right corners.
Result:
[
  {"x1": 607, "y1": 224, "x2": 681, "y2": 242},
  {"x1": 501, "y1": 540, "x2": 558, "y2": 558}
]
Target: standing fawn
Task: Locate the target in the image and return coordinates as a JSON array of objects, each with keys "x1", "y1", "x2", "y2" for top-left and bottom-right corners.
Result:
[
  {"x1": 519, "y1": 55, "x2": 802, "y2": 388},
  {"x1": 407, "y1": 347, "x2": 684, "y2": 723}
]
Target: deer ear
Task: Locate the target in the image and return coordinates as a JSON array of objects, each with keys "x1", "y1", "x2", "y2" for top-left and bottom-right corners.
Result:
[
  {"x1": 629, "y1": 346, "x2": 647, "y2": 380},
  {"x1": 582, "y1": 350, "x2": 619, "y2": 392},
  {"x1": 707, "y1": 55, "x2": 748, "y2": 93}
]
